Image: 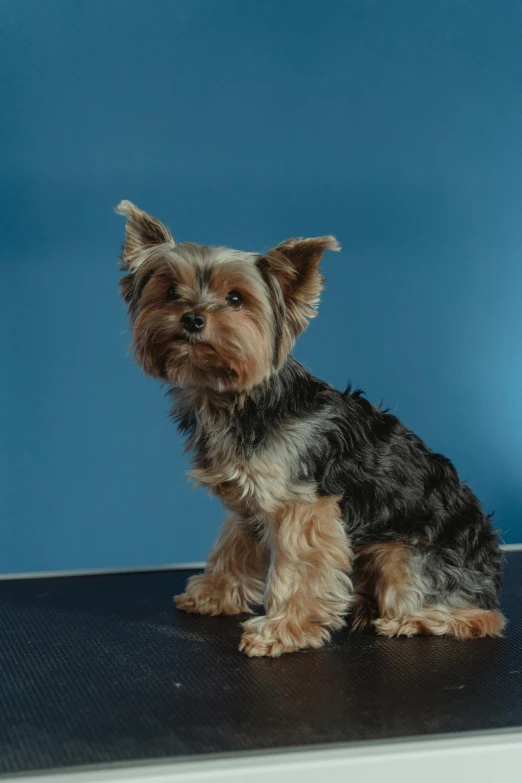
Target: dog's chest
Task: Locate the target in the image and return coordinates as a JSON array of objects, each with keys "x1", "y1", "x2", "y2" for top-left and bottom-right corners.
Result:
[{"x1": 189, "y1": 417, "x2": 320, "y2": 515}]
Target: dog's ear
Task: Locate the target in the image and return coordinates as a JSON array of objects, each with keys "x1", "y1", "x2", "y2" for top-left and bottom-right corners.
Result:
[
  {"x1": 261, "y1": 236, "x2": 340, "y2": 320},
  {"x1": 115, "y1": 200, "x2": 174, "y2": 270}
]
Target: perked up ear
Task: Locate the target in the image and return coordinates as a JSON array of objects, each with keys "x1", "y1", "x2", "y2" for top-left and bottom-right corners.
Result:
[
  {"x1": 115, "y1": 200, "x2": 174, "y2": 269},
  {"x1": 262, "y1": 235, "x2": 340, "y2": 323}
]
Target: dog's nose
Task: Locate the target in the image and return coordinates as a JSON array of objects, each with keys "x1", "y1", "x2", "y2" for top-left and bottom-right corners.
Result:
[{"x1": 181, "y1": 311, "x2": 206, "y2": 333}]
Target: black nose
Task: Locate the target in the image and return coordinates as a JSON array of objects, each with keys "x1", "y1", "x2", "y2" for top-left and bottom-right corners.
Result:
[{"x1": 181, "y1": 311, "x2": 206, "y2": 333}]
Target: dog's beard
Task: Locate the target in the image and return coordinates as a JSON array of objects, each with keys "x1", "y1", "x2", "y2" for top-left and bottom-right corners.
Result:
[
  {"x1": 163, "y1": 338, "x2": 237, "y2": 389},
  {"x1": 131, "y1": 314, "x2": 242, "y2": 391}
]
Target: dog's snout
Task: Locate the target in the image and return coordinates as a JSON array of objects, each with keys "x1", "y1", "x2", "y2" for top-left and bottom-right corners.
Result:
[{"x1": 181, "y1": 311, "x2": 206, "y2": 333}]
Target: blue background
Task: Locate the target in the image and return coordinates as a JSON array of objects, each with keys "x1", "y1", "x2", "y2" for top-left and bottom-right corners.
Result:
[{"x1": 2, "y1": 0, "x2": 522, "y2": 573}]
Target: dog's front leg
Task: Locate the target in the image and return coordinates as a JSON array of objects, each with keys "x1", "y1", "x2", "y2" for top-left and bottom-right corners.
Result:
[
  {"x1": 240, "y1": 496, "x2": 354, "y2": 657},
  {"x1": 175, "y1": 517, "x2": 267, "y2": 615}
]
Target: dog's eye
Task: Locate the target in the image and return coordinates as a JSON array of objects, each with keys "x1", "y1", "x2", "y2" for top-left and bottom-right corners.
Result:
[
  {"x1": 166, "y1": 285, "x2": 178, "y2": 302},
  {"x1": 225, "y1": 290, "x2": 243, "y2": 310}
]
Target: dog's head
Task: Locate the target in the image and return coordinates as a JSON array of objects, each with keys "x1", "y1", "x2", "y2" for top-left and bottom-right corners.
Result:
[{"x1": 116, "y1": 201, "x2": 340, "y2": 392}]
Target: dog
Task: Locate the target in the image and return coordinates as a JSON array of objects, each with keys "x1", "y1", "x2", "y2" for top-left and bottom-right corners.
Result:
[{"x1": 116, "y1": 200, "x2": 505, "y2": 657}]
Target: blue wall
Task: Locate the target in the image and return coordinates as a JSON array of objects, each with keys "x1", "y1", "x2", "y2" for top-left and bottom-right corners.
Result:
[{"x1": 2, "y1": 0, "x2": 522, "y2": 573}]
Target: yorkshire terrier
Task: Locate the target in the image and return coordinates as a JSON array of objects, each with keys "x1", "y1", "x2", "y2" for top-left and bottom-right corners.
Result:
[{"x1": 116, "y1": 200, "x2": 505, "y2": 657}]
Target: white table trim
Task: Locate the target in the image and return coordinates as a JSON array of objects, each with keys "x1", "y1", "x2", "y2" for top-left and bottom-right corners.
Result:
[{"x1": 13, "y1": 730, "x2": 522, "y2": 783}]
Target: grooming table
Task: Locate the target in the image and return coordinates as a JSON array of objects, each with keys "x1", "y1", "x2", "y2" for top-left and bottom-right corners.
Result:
[{"x1": 1, "y1": 552, "x2": 522, "y2": 782}]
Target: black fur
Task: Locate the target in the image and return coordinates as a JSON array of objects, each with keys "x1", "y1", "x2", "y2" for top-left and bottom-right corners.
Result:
[
  {"x1": 173, "y1": 355, "x2": 503, "y2": 612},
  {"x1": 115, "y1": 200, "x2": 503, "y2": 639}
]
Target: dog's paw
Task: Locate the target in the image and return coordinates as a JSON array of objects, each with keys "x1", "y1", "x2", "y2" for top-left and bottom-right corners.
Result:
[
  {"x1": 174, "y1": 573, "x2": 252, "y2": 616},
  {"x1": 239, "y1": 615, "x2": 331, "y2": 657},
  {"x1": 373, "y1": 617, "x2": 421, "y2": 637},
  {"x1": 174, "y1": 589, "x2": 220, "y2": 615}
]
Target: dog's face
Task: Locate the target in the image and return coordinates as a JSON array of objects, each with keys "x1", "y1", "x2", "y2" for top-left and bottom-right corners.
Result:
[{"x1": 116, "y1": 201, "x2": 340, "y2": 392}]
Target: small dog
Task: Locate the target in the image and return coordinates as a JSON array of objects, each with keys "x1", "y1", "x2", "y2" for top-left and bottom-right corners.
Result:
[{"x1": 116, "y1": 200, "x2": 505, "y2": 657}]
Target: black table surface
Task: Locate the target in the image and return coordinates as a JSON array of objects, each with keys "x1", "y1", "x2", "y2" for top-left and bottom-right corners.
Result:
[{"x1": 1, "y1": 552, "x2": 522, "y2": 776}]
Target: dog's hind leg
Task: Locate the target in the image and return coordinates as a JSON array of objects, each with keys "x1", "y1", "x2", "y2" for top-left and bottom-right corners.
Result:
[{"x1": 353, "y1": 542, "x2": 505, "y2": 639}]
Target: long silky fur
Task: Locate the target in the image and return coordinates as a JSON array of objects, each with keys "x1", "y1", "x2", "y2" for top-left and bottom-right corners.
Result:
[{"x1": 116, "y1": 201, "x2": 505, "y2": 656}]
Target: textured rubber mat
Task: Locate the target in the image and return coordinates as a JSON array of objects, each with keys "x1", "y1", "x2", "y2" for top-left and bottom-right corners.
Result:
[{"x1": 1, "y1": 553, "x2": 522, "y2": 775}]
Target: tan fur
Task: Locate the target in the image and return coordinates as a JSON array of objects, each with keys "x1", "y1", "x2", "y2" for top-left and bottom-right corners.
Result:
[
  {"x1": 116, "y1": 202, "x2": 502, "y2": 655},
  {"x1": 117, "y1": 203, "x2": 340, "y2": 398},
  {"x1": 353, "y1": 542, "x2": 422, "y2": 630},
  {"x1": 115, "y1": 201, "x2": 174, "y2": 268},
  {"x1": 374, "y1": 607, "x2": 505, "y2": 638},
  {"x1": 189, "y1": 414, "x2": 326, "y2": 516},
  {"x1": 353, "y1": 542, "x2": 505, "y2": 639},
  {"x1": 116, "y1": 206, "x2": 352, "y2": 655},
  {"x1": 128, "y1": 248, "x2": 276, "y2": 393},
  {"x1": 174, "y1": 517, "x2": 267, "y2": 615},
  {"x1": 185, "y1": 449, "x2": 334, "y2": 653},
  {"x1": 262, "y1": 236, "x2": 340, "y2": 343},
  {"x1": 239, "y1": 497, "x2": 353, "y2": 657}
]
